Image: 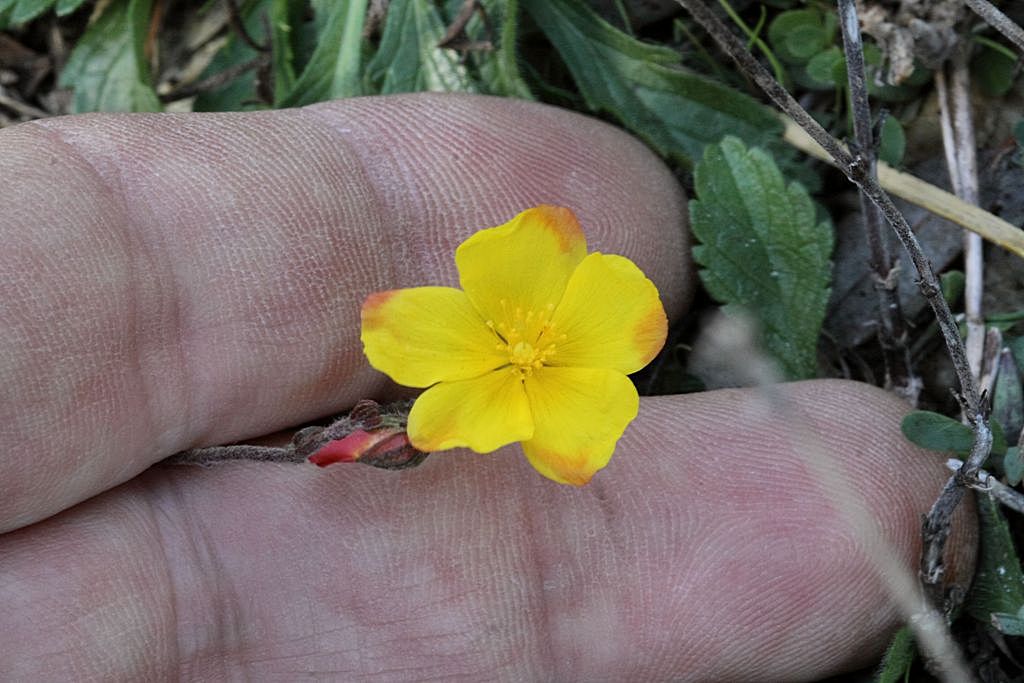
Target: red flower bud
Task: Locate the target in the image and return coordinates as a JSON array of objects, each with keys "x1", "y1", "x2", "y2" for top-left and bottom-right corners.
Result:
[{"x1": 308, "y1": 428, "x2": 426, "y2": 470}]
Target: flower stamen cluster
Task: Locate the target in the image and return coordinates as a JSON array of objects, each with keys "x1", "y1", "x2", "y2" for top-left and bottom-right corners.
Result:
[{"x1": 487, "y1": 301, "x2": 564, "y2": 378}]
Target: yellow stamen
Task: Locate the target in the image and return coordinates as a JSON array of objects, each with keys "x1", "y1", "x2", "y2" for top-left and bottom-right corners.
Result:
[{"x1": 490, "y1": 302, "x2": 561, "y2": 378}]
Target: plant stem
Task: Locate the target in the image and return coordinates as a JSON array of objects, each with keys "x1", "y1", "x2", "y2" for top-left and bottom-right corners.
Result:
[
  {"x1": 715, "y1": 0, "x2": 787, "y2": 86},
  {"x1": 672, "y1": 0, "x2": 989, "y2": 617},
  {"x1": 945, "y1": 459, "x2": 1024, "y2": 514},
  {"x1": 836, "y1": 0, "x2": 918, "y2": 403},
  {"x1": 168, "y1": 443, "x2": 306, "y2": 465}
]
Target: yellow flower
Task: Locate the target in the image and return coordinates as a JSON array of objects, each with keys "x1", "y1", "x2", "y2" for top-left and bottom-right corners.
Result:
[{"x1": 360, "y1": 206, "x2": 667, "y2": 485}]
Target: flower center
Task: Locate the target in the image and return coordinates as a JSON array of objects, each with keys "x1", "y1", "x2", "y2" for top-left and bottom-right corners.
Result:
[{"x1": 487, "y1": 300, "x2": 563, "y2": 378}]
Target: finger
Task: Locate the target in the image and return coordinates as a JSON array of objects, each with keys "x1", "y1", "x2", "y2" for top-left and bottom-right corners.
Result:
[
  {"x1": 0, "y1": 381, "x2": 975, "y2": 681},
  {"x1": 0, "y1": 93, "x2": 690, "y2": 533}
]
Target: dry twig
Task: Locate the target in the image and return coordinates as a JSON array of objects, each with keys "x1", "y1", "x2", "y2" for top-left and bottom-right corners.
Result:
[
  {"x1": 935, "y1": 48, "x2": 984, "y2": 383},
  {"x1": 836, "y1": 0, "x2": 919, "y2": 403}
]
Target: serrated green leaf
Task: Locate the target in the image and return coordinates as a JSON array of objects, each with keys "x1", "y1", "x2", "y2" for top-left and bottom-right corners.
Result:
[
  {"x1": 522, "y1": 0, "x2": 782, "y2": 166},
  {"x1": 277, "y1": 0, "x2": 368, "y2": 107},
  {"x1": 878, "y1": 115, "x2": 906, "y2": 167},
  {"x1": 59, "y1": 0, "x2": 160, "y2": 113},
  {"x1": 967, "y1": 494, "x2": 1024, "y2": 629},
  {"x1": 689, "y1": 136, "x2": 833, "y2": 379},
  {"x1": 365, "y1": 0, "x2": 475, "y2": 94},
  {"x1": 55, "y1": 0, "x2": 88, "y2": 15},
  {"x1": 11, "y1": 0, "x2": 56, "y2": 24},
  {"x1": 875, "y1": 625, "x2": 915, "y2": 683}
]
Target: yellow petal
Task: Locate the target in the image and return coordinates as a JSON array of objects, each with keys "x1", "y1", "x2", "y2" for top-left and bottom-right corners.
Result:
[
  {"x1": 456, "y1": 206, "x2": 587, "y2": 336},
  {"x1": 361, "y1": 287, "x2": 505, "y2": 388},
  {"x1": 407, "y1": 368, "x2": 534, "y2": 453},
  {"x1": 521, "y1": 367, "x2": 639, "y2": 485},
  {"x1": 544, "y1": 253, "x2": 667, "y2": 374}
]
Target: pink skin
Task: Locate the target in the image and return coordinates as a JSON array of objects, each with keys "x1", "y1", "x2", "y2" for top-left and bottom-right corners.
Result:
[{"x1": 0, "y1": 94, "x2": 973, "y2": 680}]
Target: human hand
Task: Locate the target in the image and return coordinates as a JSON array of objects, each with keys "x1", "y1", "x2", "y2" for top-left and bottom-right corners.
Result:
[{"x1": 0, "y1": 94, "x2": 973, "y2": 681}]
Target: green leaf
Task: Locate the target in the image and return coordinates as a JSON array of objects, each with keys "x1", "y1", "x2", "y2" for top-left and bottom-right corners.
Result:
[
  {"x1": 56, "y1": 0, "x2": 88, "y2": 15},
  {"x1": 967, "y1": 494, "x2": 1024, "y2": 630},
  {"x1": 365, "y1": 0, "x2": 475, "y2": 94},
  {"x1": 277, "y1": 0, "x2": 369, "y2": 107},
  {"x1": 689, "y1": 136, "x2": 833, "y2": 379},
  {"x1": 804, "y1": 46, "x2": 844, "y2": 88},
  {"x1": 878, "y1": 116, "x2": 906, "y2": 167},
  {"x1": 973, "y1": 42, "x2": 1017, "y2": 97},
  {"x1": 783, "y1": 24, "x2": 826, "y2": 62},
  {"x1": 875, "y1": 625, "x2": 915, "y2": 683},
  {"x1": 11, "y1": 0, "x2": 56, "y2": 24},
  {"x1": 522, "y1": 0, "x2": 782, "y2": 166},
  {"x1": 901, "y1": 410, "x2": 1007, "y2": 457},
  {"x1": 59, "y1": 0, "x2": 160, "y2": 113},
  {"x1": 901, "y1": 411, "x2": 974, "y2": 453},
  {"x1": 940, "y1": 269, "x2": 964, "y2": 305},
  {"x1": 769, "y1": 9, "x2": 829, "y2": 65}
]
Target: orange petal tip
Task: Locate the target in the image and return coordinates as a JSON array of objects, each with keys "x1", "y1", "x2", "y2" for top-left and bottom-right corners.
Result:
[{"x1": 521, "y1": 205, "x2": 584, "y2": 253}]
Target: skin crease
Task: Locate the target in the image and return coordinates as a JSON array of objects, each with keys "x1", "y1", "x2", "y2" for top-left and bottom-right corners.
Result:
[{"x1": 0, "y1": 94, "x2": 974, "y2": 681}]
